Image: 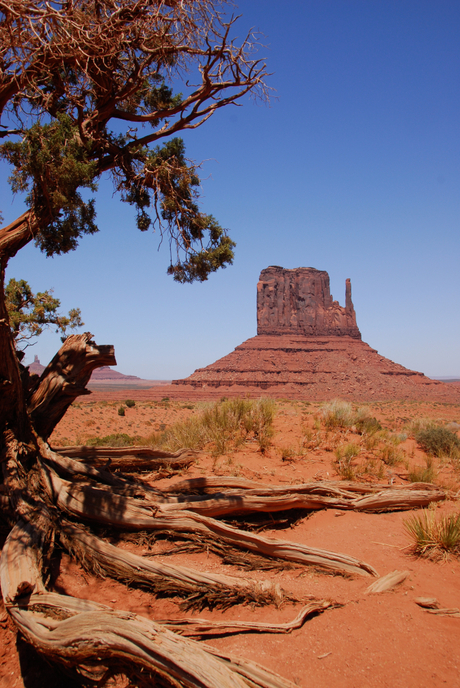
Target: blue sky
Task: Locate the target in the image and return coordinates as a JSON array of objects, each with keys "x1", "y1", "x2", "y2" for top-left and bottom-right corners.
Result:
[{"x1": 2, "y1": 0, "x2": 459, "y2": 379}]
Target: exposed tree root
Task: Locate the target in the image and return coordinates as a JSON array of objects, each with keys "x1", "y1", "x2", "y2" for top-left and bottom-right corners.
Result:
[
  {"x1": 59, "y1": 521, "x2": 287, "y2": 611},
  {"x1": 42, "y1": 467, "x2": 379, "y2": 577},
  {"x1": 164, "y1": 476, "x2": 446, "y2": 513},
  {"x1": 159, "y1": 601, "x2": 333, "y2": 637},
  {"x1": 1, "y1": 521, "x2": 298, "y2": 688},
  {"x1": 53, "y1": 445, "x2": 197, "y2": 472}
]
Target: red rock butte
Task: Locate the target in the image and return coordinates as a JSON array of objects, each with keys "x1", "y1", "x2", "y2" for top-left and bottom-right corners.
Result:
[{"x1": 172, "y1": 266, "x2": 460, "y2": 401}]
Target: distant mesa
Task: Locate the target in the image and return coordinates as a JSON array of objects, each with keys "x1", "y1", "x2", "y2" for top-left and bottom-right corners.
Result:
[
  {"x1": 172, "y1": 266, "x2": 457, "y2": 401},
  {"x1": 28, "y1": 356, "x2": 140, "y2": 382},
  {"x1": 90, "y1": 366, "x2": 140, "y2": 381}
]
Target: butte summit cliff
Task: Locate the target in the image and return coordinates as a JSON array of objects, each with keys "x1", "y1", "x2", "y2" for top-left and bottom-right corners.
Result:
[{"x1": 173, "y1": 266, "x2": 458, "y2": 401}]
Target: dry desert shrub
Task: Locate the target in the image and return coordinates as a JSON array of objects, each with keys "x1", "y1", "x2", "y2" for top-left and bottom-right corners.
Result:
[
  {"x1": 86, "y1": 432, "x2": 144, "y2": 447},
  {"x1": 354, "y1": 414, "x2": 382, "y2": 435},
  {"x1": 320, "y1": 400, "x2": 381, "y2": 435},
  {"x1": 378, "y1": 442, "x2": 405, "y2": 467},
  {"x1": 408, "y1": 456, "x2": 437, "y2": 483},
  {"x1": 159, "y1": 397, "x2": 276, "y2": 455},
  {"x1": 334, "y1": 442, "x2": 360, "y2": 480},
  {"x1": 405, "y1": 509, "x2": 460, "y2": 558},
  {"x1": 415, "y1": 426, "x2": 460, "y2": 459},
  {"x1": 321, "y1": 399, "x2": 355, "y2": 428}
]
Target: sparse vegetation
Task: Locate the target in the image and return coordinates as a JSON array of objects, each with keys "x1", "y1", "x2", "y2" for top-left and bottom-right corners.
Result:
[
  {"x1": 415, "y1": 426, "x2": 460, "y2": 458},
  {"x1": 158, "y1": 397, "x2": 276, "y2": 455},
  {"x1": 354, "y1": 415, "x2": 382, "y2": 435},
  {"x1": 117, "y1": 406, "x2": 125, "y2": 417},
  {"x1": 321, "y1": 399, "x2": 355, "y2": 428},
  {"x1": 408, "y1": 457, "x2": 437, "y2": 483},
  {"x1": 281, "y1": 445, "x2": 300, "y2": 461},
  {"x1": 405, "y1": 510, "x2": 460, "y2": 557},
  {"x1": 334, "y1": 443, "x2": 360, "y2": 480},
  {"x1": 125, "y1": 399, "x2": 136, "y2": 408},
  {"x1": 378, "y1": 443, "x2": 404, "y2": 466},
  {"x1": 86, "y1": 432, "x2": 142, "y2": 447}
]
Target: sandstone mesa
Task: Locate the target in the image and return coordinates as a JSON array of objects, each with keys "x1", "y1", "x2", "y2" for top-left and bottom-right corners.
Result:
[{"x1": 173, "y1": 266, "x2": 459, "y2": 402}]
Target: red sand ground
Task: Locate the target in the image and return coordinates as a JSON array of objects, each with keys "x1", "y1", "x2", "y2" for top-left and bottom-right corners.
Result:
[{"x1": 1, "y1": 390, "x2": 460, "y2": 688}]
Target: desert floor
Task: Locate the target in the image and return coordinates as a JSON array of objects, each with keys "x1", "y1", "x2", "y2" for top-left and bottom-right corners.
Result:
[{"x1": 1, "y1": 392, "x2": 460, "y2": 688}]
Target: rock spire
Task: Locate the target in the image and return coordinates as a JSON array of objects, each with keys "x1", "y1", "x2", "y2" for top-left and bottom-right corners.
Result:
[{"x1": 257, "y1": 266, "x2": 360, "y2": 338}]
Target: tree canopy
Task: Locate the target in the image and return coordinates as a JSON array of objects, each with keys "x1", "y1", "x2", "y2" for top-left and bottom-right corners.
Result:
[{"x1": 0, "y1": 0, "x2": 269, "y2": 281}]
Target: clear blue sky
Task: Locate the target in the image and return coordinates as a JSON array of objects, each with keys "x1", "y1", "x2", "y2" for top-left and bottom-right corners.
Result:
[{"x1": 3, "y1": 0, "x2": 459, "y2": 379}]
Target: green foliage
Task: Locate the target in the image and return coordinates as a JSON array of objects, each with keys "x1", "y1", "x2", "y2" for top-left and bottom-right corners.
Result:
[
  {"x1": 117, "y1": 406, "x2": 125, "y2": 417},
  {"x1": 86, "y1": 433, "x2": 141, "y2": 447},
  {"x1": 1, "y1": 114, "x2": 99, "y2": 255},
  {"x1": 125, "y1": 399, "x2": 136, "y2": 408},
  {"x1": 0, "y1": 2, "x2": 268, "y2": 282},
  {"x1": 404, "y1": 510, "x2": 460, "y2": 557},
  {"x1": 6, "y1": 277, "x2": 83, "y2": 348},
  {"x1": 415, "y1": 426, "x2": 460, "y2": 458}
]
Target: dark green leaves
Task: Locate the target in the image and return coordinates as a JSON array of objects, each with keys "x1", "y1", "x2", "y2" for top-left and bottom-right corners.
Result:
[{"x1": 1, "y1": 114, "x2": 99, "y2": 255}]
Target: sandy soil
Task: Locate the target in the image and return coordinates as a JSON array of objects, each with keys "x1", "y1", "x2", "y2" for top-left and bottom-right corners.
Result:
[{"x1": 1, "y1": 393, "x2": 460, "y2": 687}]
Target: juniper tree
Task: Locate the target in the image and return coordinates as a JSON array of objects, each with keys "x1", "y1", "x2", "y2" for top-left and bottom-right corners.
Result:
[
  {"x1": 0, "y1": 4, "x2": 336, "y2": 686},
  {"x1": 0, "y1": 0, "x2": 269, "y2": 447}
]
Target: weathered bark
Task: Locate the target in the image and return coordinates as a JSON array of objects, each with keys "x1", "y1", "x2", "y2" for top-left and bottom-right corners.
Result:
[
  {"x1": 60, "y1": 520, "x2": 286, "y2": 610},
  {"x1": 41, "y1": 467, "x2": 378, "y2": 577},
  {"x1": 53, "y1": 444, "x2": 197, "y2": 471},
  {"x1": 159, "y1": 601, "x2": 332, "y2": 637},
  {"x1": 163, "y1": 477, "x2": 446, "y2": 513},
  {"x1": 1, "y1": 522, "x2": 296, "y2": 688},
  {"x1": 0, "y1": 211, "x2": 45, "y2": 441},
  {"x1": 28, "y1": 333, "x2": 116, "y2": 439}
]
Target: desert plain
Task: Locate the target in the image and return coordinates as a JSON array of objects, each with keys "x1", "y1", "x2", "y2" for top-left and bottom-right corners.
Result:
[{"x1": 1, "y1": 383, "x2": 460, "y2": 688}]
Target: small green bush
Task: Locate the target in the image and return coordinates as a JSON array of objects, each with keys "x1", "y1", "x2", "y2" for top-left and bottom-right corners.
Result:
[
  {"x1": 117, "y1": 406, "x2": 125, "y2": 416},
  {"x1": 415, "y1": 426, "x2": 460, "y2": 458},
  {"x1": 86, "y1": 432, "x2": 140, "y2": 447},
  {"x1": 125, "y1": 399, "x2": 136, "y2": 408}
]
